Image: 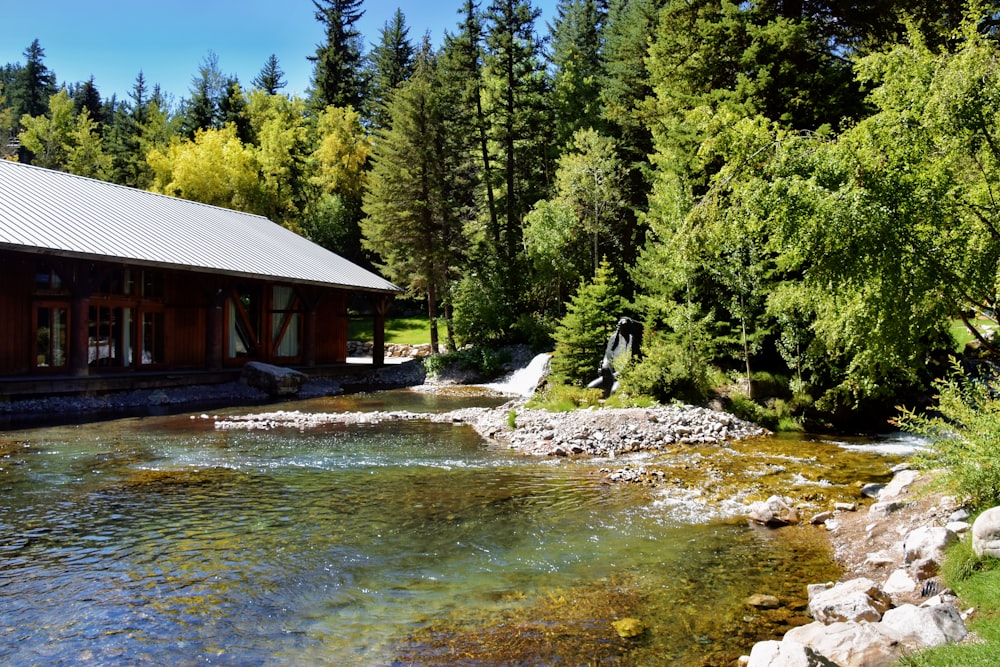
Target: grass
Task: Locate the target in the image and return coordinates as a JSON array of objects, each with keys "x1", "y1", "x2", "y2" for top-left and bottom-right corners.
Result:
[
  {"x1": 348, "y1": 316, "x2": 431, "y2": 346},
  {"x1": 897, "y1": 534, "x2": 1000, "y2": 666},
  {"x1": 950, "y1": 316, "x2": 995, "y2": 352}
]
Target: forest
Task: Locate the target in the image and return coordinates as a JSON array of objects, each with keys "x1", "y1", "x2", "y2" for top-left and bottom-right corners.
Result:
[{"x1": 3, "y1": 0, "x2": 1000, "y2": 428}]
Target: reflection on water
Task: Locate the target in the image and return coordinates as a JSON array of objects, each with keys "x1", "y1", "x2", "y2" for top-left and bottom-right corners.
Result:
[{"x1": 0, "y1": 390, "x2": 904, "y2": 666}]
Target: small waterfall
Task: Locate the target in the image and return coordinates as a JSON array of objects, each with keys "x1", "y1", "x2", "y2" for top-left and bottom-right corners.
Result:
[{"x1": 482, "y1": 352, "x2": 551, "y2": 397}]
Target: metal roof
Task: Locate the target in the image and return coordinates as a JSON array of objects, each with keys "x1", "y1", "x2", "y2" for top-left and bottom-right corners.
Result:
[{"x1": 0, "y1": 160, "x2": 401, "y2": 294}]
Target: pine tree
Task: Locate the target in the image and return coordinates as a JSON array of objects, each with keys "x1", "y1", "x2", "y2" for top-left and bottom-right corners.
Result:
[
  {"x1": 309, "y1": 0, "x2": 367, "y2": 110},
  {"x1": 362, "y1": 42, "x2": 468, "y2": 353},
  {"x1": 550, "y1": 260, "x2": 623, "y2": 386},
  {"x1": 548, "y1": 0, "x2": 606, "y2": 148},
  {"x1": 252, "y1": 54, "x2": 287, "y2": 95},
  {"x1": 366, "y1": 8, "x2": 415, "y2": 129}
]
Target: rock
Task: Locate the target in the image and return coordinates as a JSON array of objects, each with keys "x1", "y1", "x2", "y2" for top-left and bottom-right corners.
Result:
[
  {"x1": 878, "y1": 603, "x2": 967, "y2": 647},
  {"x1": 949, "y1": 508, "x2": 971, "y2": 523},
  {"x1": 947, "y1": 520, "x2": 971, "y2": 535},
  {"x1": 749, "y1": 496, "x2": 800, "y2": 527},
  {"x1": 868, "y1": 501, "x2": 905, "y2": 519},
  {"x1": 611, "y1": 617, "x2": 645, "y2": 639},
  {"x1": 808, "y1": 578, "x2": 891, "y2": 624},
  {"x1": 972, "y1": 505, "x2": 1000, "y2": 558},
  {"x1": 835, "y1": 502, "x2": 857, "y2": 512},
  {"x1": 748, "y1": 594, "x2": 781, "y2": 609},
  {"x1": 861, "y1": 483, "x2": 884, "y2": 499},
  {"x1": 240, "y1": 361, "x2": 307, "y2": 397},
  {"x1": 863, "y1": 551, "x2": 895, "y2": 568},
  {"x1": 902, "y1": 526, "x2": 957, "y2": 565},
  {"x1": 910, "y1": 557, "x2": 940, "y2": 581},
  {"x1": 784, "y1": 621, "x2": 901, "y2": 667},
  {"x1": 807, "y1": 582, "x2": 833, "y2": 601},
  {"x1": 882, "y1": 569, "x2": 917, "y2": 596},
  {"x1": 746, "y1": 639, "x2": 841, "y2": 667},
  {"x1": 810, "y1": 511, "x2": 834, "y2": 526},
  {"x1": 878, "y1": 470, "x2": 919, "y2": 500}
]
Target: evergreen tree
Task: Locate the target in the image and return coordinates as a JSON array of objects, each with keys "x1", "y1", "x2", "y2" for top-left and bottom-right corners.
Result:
[
  {"x1": 362, "y1": 41, "x2": 469, "y2": 352},
  {"x1": 71, "y1": 77, "x2": 104, "y2": 126},
  {"x1": 548, "y1": 0, "x2": 606, "y2": 148},
  {"x1": 10, "y1": 40, "x2": 57, "y2": 123},
  {"x1": 366, "y1": 8, "x2": 415, "y2": 129},
  {"x1": 482, "y1": 0, "x2": 552, "y2": 295},
  {"x1": 252, "y1": 54, "x2": 287, "y2": 95},
  {"x1": 180, "y1": 51, "x2": 228, "y2": 137},
  {"x1": 309, "y1": 0, "x2": 367, "y2": 110},
  {"x1": 550, "y1": 260, "x2": 623, "y2": 386}
]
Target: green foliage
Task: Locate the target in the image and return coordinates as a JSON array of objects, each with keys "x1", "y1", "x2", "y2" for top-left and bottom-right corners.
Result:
[
  {"x1": 526, "y1": 382, "x2": 605, "y2": 411},
  {"x1": 550, "y1": 261, "x2": 623, "y2": 386},
  {"x1": 898, "y1": 364, "x2": 1000, "y2": 509},
  {"x1": 422, "y1": 347, "x2": 511, "y2": 379}
]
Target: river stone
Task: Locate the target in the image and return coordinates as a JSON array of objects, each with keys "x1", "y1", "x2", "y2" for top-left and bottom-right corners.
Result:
[
  {"x1": 808, "y1": 578, "x2": 890, "y2": 624},
  {"x1": 879, "y1": 469, "x2": 920, "y2": 500},
  {"x1": 868, "y1": 500, "x2": 905, "y2": 519},
  {"x1": 882, "y1": 569, "x2": 917, "y2": 596},
  {"x1": 902, "y1": 526, "x2": 957, "y2": 565},
  {"x1": 972, "y1": 505, "x2": 1000, "y2": 558},
  {"x1": 611, "y1": 617, "x2": 645, "y2": 639},
  {"x1": 748, "y1": 496, "x2": 800, "y2": 527},
  {"x1": 748, "y1": 594, "x2": 781, "y2": 609},
  {"x1": 878, "y1": 603, "x2": 967, "y2": 648},
  {"x1": 745, "y1": 639, "x2": 841, "y2": 667},
  {"x1": 783, "y1": 621, "x2": 901, "y2": 667}
]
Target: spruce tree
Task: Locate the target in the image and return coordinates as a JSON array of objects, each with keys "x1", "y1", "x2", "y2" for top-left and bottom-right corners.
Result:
[
  {"x1": 309, "y1": 0, "x2": 367, "y2": 110},
  {"x1": 252, "y1": 55, "x2": 287, "y2": 95},
  {"x1": 366, "y1": 8, "x2": 415, "y2": 129},
  {"x1": 550, "y1": 260, "x2": 623, "y2": 386}
]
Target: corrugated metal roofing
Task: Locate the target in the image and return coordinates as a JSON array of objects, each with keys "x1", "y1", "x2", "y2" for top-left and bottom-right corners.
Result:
[{"x1": 0, "y1": 160, "x2": 401, "y2": 294}]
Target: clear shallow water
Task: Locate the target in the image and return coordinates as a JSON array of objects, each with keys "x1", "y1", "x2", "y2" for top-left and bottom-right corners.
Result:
[{"x1": 0, "y1": 391, "x2": 904, "y2": 666}]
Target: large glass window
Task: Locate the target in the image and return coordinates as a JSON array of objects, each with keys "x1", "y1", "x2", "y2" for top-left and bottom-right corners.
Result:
[
  {"x1": 271, "y1": 286, "x2": 301, "y2": 358},
  {"x1": 89, "y1": 306, "x2": 133, "y2": 367},
  {"x1": 228, "y1": 286, "x2": 261, "y2": 359},
  {"x1": 35, "y1": 306, "x2": 68, "y2": 368},
  {"x1": 141, "y1": 311, "x2": 165, "y2": 365}
]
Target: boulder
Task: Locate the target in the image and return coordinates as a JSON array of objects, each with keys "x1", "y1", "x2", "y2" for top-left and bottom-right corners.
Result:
[
  {"x1": 749, "y1": 496, "x2": 800, "y2": 527},
  {"x1": 808, "y1": 578, "x2": 890, "y2": 624},
  {"x1": 882, "y1": 570, "x2": 917, "y2": 596},
  {"x1": 241, "y1": 361, "x2": 307, "y2": 397},
  {"x1": 972, "y1": 505, "x2": 1000, "y2": 558},
  {"x1": 878, "y1": 603, "x2": 967, "y2": 647},
  {"x1": 902, "y1": 526, "x2": 957, "y2": 565},
  {"x1": 748, "y1": 594, "x2": 781, "y2": 609},
  {"x1": 745, "y1": 639, "x2": 841, "y2": 667},
  {"x1": 784, "y1": 621, "x2": 901, "y2": 667},
  {"x1": 879, "y1": 470, "x2": 919, "y2": 500}
]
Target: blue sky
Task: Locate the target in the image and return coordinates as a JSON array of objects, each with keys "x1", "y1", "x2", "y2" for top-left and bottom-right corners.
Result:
[{"x1": 3, "y1": 0, "x2": 558, "y2": 105}]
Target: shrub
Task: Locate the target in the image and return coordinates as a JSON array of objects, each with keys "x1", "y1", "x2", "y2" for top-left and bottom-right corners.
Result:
[
  {"x1": 423, "y1": 347, "x2": 511, "y2": 379},
  {"x1": 897, "y1": 363, "x2": 1000, "y2": 509}
]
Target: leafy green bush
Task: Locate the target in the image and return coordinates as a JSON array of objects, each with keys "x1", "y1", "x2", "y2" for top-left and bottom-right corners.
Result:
[
  {"x1": 526, "y1": 382, "x2": 604, "y2": 411},
  {"x1": 897, "y1": 364, "x2": 1000, "y2": 509},
  {"x1": 422, "y1": 347, "x2": 511, "y2": 379}
]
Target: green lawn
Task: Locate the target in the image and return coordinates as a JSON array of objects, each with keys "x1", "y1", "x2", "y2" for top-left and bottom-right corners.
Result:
[
  {"x1": 950, "y1": 316, "x2": 995, "y2": 352},
  {"x1": 348, "y1": 316, "x2": 431, "y2": 346}
]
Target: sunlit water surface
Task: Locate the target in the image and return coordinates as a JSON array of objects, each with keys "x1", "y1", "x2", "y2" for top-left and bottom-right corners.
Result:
[{"x1": 0, "y1": 390, "x2": 908, "y2": 666}]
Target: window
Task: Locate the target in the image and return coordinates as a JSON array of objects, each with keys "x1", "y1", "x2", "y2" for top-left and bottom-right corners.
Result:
[
  {"x1": 271, "y1": 286, "x2": 301, "y2": 357},
  {"x1": 227, "y1": 286, "x2": 261, "y2": 359},
  {"x1": 89, "y1": 305, "x2": 133, "y2": 367},
  {"x1": 141, "y1": 311, "x2": 165, "y2": 365},
  {"x1": 35, "y1": 264, "x2": 63, "y2": 290},
  {"x1": 142, "y1": 271, "x2": 164, "y2": 299},
  {"x1": 35, "y1": 306, "x2": 68, "y2": 368}
]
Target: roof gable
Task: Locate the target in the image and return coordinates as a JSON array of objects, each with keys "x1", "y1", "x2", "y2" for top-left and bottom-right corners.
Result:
[{"x1": 0, "y1": 160, "x2": 400, "y2": 294}]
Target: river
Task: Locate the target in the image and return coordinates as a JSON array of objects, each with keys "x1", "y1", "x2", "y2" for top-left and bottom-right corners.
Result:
[{"x1": 0, "y1": 388, "x2": 914, "y2": 665}]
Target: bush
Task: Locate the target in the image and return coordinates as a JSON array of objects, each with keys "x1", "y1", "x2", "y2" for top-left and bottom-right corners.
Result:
[
  {"x1": 423, "y1": 347, "x2": 511, "y2": 380},
  {"x1": 897, "y1": 363, "x2": 1000, "y2": 509}
]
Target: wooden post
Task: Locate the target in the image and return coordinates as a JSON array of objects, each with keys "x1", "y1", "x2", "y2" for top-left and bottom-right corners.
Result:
[
  {"x1": 372, "y1": 294, "x2": 392, "y2": 367},
  {"x1": 206, "y1": 286, "x2": 226, "y2": 370}
]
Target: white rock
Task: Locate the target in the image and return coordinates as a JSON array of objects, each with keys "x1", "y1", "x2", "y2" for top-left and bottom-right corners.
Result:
[
  {"x1": 879, "y1": 603, "x2": 967, "y2": 648},
  {"x1": 784, "y1": 621, "x2": 900, "y2": 667},
  {"x1": 882, "y1": 569, "x2": 917, "y2": 595},
  {"x1": 746, "y1": 639, "x2": 841, "y2": 667},
  {"x1": 972, "y1": 506, "x2": 1000, "y2": 558},
  {"x1": 879, "y1": 469, "x2": 919, "y2": 499},
  {"x1": 903, "y1": 526, "x2": 957, "y2": 564},
  {"x1": 808, "y1": 578, "x2": 891, "y2": 624}
]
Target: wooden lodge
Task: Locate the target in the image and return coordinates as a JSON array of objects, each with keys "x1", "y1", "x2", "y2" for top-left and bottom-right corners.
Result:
[{"x1": 0, "y1": 160, "x2": 401, "y2": 399}]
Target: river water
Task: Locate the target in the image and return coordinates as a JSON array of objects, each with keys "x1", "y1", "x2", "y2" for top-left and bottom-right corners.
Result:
[{"x1": 0, "y1": 389, "x2": 913, "y2": 666}]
